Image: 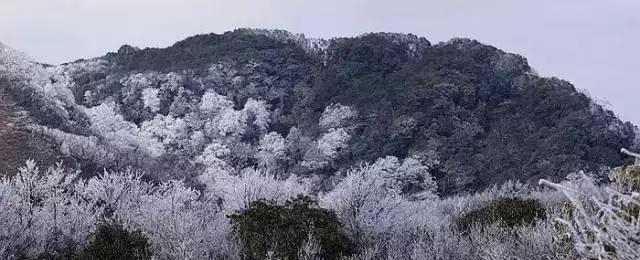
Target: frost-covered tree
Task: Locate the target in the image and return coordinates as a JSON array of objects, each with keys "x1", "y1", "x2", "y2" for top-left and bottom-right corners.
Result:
[
  {"x1": 141, "y1": 115, "x2": 188, "y2": 147},
  {"x1": 85, "y1": 101, "x2": 135, "y2": 133},
  {"x1": 322, "y1": 161, "x2": 406, "y2": 244},
  {"x1": 299, "y1": 104, "x2": 358, "y2": 170},
  {"x1": 120, "y1": 73, "x2": 154, "y2": 91},
  {"x1": 78, "y1": 169, "x2": 154, "y2": 226},
  {"x1": 0, "y1": 44, "x2": 77, "y2": 120},
  {"x1": 134, "y1": 181, "x2": 225, "y2": 259},
  {"x1": 85, "y1": 101, "x2": 165, "y2": 157},
  {"x1": 141, "y1": 88, "x2": 161, "y2": 112},
  {"x1": 540, "y1": 148, "x2": 640, "y2": 260},
  {"x1": 396, "y1": 157, "x2": 439, "y2": 200},
  {"x1": 200, "y1": 90, "x2": 233, "y2": 115},
  {"x1": 256, "y1": 132, "x2": 288, "y2": 173},
  {"x1": 211, "y1": 168, "x2": 309, "y2": 211},
  {"x1": 32, "y1": 125, "x2": 112, "y2": 164},
  {"x1": 169, "y1": 87, "x2": 196, "y2": 117},
  {"x1": 321, "y1": 156, "x2": 438, "y2": 244},
  {"x1": 210, "y1": 108, "x2": 248, "y2": 137},
  {"x1": 301, "y1": 127, "x2": 351, "y2": 170},
  {"x1": 318, "y1": 103, "x2": 358, "y2": 130},
  {"x1": 83, "y1": 90, "x2": 95, "y2": 106},
  {"x1": 286, "y1": 127, "x2": 312, "y2": 162},
  {"x1": 0, "y1": 161, "x2": 94, "y2": 259},
  {"x1": 317, "y1": 127, "x2": 350, "y2": 159},
  {"x1": 198, "y1": 91, "x2": 248, "y2": 138},
  {"x1": 197, "y1": 142, "x2": 235, "y2": 187},
  {"x1": 187, "y1": 130, "x2": 206, "y2": 155},
  {"x1": 119, "y1": 73, "x2": 156, "y2": 110},
  {"x1": 243, "y1": 98, "x2": 270, "y2": 132},
  {"x1": 161, "y1": 72, "x2": 183, "y2": 92}
]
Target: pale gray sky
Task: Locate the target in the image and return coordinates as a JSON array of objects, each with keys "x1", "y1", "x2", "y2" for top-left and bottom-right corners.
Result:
[{"x1": 1, "y1": 0, "x2": 638, "y2": 124}]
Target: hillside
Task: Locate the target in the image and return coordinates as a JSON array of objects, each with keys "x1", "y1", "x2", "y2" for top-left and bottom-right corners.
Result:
[{"x1": 0, "y1": 29, "x2": 636, "y2": 194}]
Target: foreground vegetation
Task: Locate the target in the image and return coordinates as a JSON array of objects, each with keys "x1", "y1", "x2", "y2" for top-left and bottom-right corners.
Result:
[{"x1": 0, "y1": 150, "x2": 638, "y2": 259}]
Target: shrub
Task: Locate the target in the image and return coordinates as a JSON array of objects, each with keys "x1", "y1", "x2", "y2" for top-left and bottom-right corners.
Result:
[
  {"x1": 229, "y1": 195, "x2": 355, "y2": 260},
  {"x1": 540, "y1": 172, "x2": 640, "y2": 259},
  {"x1": 553, "y1": 202, "x2": 577, "y2": 259},
  {"x1": 610, "y1": 164, "x2": 640, "y2": 192},
  {"x1": 78, "y1": 223, "x2": 152, "y2": 260},
  {"x1": 456, "y1": 197, "x2": 546, "y2": 232}
]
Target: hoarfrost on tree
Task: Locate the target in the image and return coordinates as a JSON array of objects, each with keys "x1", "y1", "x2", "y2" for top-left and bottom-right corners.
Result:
[{"x1": 141, "y1": 88, "x2": 161, "y2": 112}]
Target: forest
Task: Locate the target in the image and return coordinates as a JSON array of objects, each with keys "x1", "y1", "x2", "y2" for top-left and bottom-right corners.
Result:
[{"x1": 0, "y1": 29, "x2": 639, "y2": 259}]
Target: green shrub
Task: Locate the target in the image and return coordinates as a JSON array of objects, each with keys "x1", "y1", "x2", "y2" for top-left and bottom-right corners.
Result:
[
  {"x1": 456, "y1": 197, "x2": 546, "y2": 232},
  {"x1": 78, "y1": 223, "x2": 152, "y2": 260},
  {"x1": 553, "y1": 202, "x2": 577, "y2": 259},
  {"x1": 609, "y1": 165, "x2": 640, "y2": 219},
  {"x1": 610, "y1": 164, "x2": 640, "y2": 191},
  {"x1": 229, "y1": 195, "x2": 355, "y2": 260}
]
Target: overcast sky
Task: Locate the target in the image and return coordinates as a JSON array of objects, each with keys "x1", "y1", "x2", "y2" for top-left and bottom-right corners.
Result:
[{"x1": 1, "y1": 0, "x2": 638, "y2": 124}]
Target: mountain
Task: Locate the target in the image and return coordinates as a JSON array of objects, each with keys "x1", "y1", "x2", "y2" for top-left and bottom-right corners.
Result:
[{"x1": 0, "y1": 29, "x2": 636, "y2": 194}]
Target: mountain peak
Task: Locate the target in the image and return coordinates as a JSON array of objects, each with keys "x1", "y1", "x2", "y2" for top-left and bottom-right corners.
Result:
[{"x1": 117, "y1": 44, "x2": 140, "y2": 55}]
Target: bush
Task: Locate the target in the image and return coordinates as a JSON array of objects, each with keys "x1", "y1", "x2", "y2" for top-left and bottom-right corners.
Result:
[
  {"x1": 610, "y1": 164, "x2": 640, "y2": 191},
  {"x1": 229, "y1": 195, "x2": 355, "y2": 260},
  {"x1": 78, "y1": 223, "x2": 152, "y2": 260},
  {"x1": 456, "y1": 197, "x2": 546, "y2": 232}
]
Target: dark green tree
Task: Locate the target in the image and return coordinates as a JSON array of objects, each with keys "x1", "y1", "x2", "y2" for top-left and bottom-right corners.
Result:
[
  {"x1": 456, "y1": 197, "x2": 547, "y2": 232},
  {"x1": 78, "y1": 223, "x2": 152, "y2": 260},
  {"x1": 229, "y1": 195, "x2": 354, "y2": 260}
]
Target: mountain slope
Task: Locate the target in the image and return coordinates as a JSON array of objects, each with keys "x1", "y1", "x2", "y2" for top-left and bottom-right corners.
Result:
[{"x1": 1, "y1": 29, "x2": 636, "y2": 194}]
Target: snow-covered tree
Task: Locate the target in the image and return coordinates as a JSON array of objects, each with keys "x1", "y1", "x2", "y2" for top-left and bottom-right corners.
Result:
[
  {"x1": 0, "y1": 44, "x2": 78, "y2": 120},
  {"x1": 188, "y1": 130, "x2": 206, "y2": 154},
  {"x1": 197, "y1": 91, "x2": 249, "y2": 138},
  {"x1": 211, "y1": 168, "x2": 309, "y2": 211},
  {"x1": 85, "y1": 101, "x2": 165, "y2": 157},
  {"x1": 317, "y1": 127, "x2": 350, "y2": 159},
  {"x1": 85, "y1": 101, "x2": 135, "y2": 133},
  {"x1": 300, "y1": 127, "x2": 351, "y2": 171},
  {"x1": 141, "y1": 114, "x2": 188, "y2": 147},
  {"x1": 540, "y1": 148, "x2": 640, "y2": 260},
  {"x1": 78, "y1": 169, "x2": 154, "y2": 226},
  {"x1": 286, "y1": 127, "x2": 312, "y2": 161},
  {"x1": 210, "y1": 108, "x2": 247, "y2": 137},
  {"x1": 319, "y1": 103, "x2": 358, "y2": 130},
  {"x1": 33, "y1": 125, "x2": 113, "y2": 164},
  {"x1": 169, "y1": 87, "x2": 196, "y2": 117},
  {"x1": 243, "y1": 98, "x2": 270, "y2": 132},
  {"x1": 395, "y1": 157, "x2": 439, "y2": 200},
  {"x1": 134, "y1": 180, "x2": 225, "y2": 259},
  {"x1": 141, "y1": 88, "x2": 161, "y2": 112},
  {"x1": 84, "y1": 90, "x2": 95, "y2": 106},
  {"x1": 120, "y1": 73, "x2": 154, "y2": 90},
  {"x1": 197, "y1": 142, "x2": 231, "y2": 166},
  {"x1": 256, "y1": 132, "x2": 288, "y2": 173},
  {"x1": 197, "y1": 142, "x2": 235, "y2": 182},
  {"x1": 0, "y1": 161, "x2": 94, "y2": 258},
  {"x1": 322, "y1": 161, "x2": 407, "y2": 244},
  {"x1": 161, "y1": 72, "x2": 183, "y2": 92},
  {"x1": 200, "y1": 90, "x2": 233, "y2": 115},
  {"x1": 321, "y1": 156, "x2": 438, "y2": 244}
]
